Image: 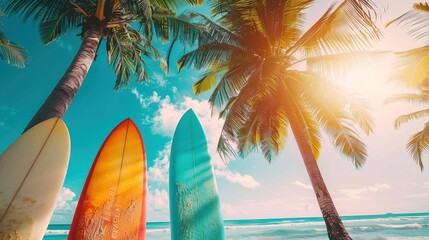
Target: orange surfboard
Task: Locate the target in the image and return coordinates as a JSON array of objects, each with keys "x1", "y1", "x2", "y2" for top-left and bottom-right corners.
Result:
[{"x1": 68, "y1": 118, "x2": 147, "y2": 239}]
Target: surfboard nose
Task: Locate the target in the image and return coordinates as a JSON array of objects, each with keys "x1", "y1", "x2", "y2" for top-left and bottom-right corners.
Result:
[
  {"x1": 183, "y1": 108, "x2": 197, "y2": 119},
  {"x1": 117, "y1": 118, "x2": 137, "y2": 128}
]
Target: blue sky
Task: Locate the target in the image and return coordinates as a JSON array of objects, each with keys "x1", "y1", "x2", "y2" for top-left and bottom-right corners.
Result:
[{"x1": 1, "y1": 0, "x2": 429, "y2": 224}]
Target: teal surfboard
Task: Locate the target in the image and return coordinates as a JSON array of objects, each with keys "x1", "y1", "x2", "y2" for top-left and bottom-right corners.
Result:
[{"x1": 169, "y1": 109, "x2": 225, "y2": 240}]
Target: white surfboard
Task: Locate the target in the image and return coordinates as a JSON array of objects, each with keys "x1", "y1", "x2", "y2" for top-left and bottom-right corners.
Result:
[{"x1": 0, "y1": 117, "x2": 70, "y2": 240}]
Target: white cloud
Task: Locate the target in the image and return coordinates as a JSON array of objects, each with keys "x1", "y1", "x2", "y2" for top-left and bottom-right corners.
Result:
[
  {"x1": 147, "y1": 188, "x2": 169, "y2": 211},
  {"x1": 51, "y1": 187, "x2": 78, "y2": 223},
  {"x1": 292, "y1": 181, "x2": 313, "y2": 190},
  {"x1": 54, "y1": 187, "x2": 77, "y2": 213},
  {"x1": 172, "y1": 87, "x2": 178, "y2": 94},
  {"x1": 215, "y1": 169, "x2": 260, "y2": 189},
  {"x1": 146, "y1": 188, "x2": 170, "y2": 221},
  {"x1": 150, "y1": 96, "x2": 261, "y2": 189},
  {"x1": 148, "y1": 142, "x2": 171, "y2": 183},
  {"x1": 338, "y1": 183, "x2": 391, "y2": 199},
  {"x1": 131, "y1": 88, "x2": 161, "y2": 108},
  {"x1": 152, "y1": 72, "x2": 167, "y2": 87},
  {"x1": 424, "y1": 182, "x2": 429, "y2": 188},
  {"x1": 151, "y1": 96, "x2": 184, "y2": 136}
]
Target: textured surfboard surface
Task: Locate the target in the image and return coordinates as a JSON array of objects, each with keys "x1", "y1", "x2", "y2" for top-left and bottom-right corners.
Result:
[
  {"x1": 0, "y1": 117, "x2": 70, "y2": 240},
  {"x1": 68, "y1": 118, "x2": 146, "y2": 240},
  {"x1": 169, "y1": 109, "x2": 225, "y2": 240}
]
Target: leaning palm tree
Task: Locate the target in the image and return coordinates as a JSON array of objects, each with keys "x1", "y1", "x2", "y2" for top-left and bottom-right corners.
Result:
[
  {"x1": 178, "y1": 0, "x2": 380, "y2": 239},
  {"x1": 385, "y1": 90, "x2": 429, "y2": 171},
  {"x1": 386, "y1": 2, "x2": 429, "y2": 171},
  {"x1": 2, "y1": 0, "x2": 200, "y2": 132},
  {"x1": 0, "y1": 9, "x2": 27, "y2": 67}
]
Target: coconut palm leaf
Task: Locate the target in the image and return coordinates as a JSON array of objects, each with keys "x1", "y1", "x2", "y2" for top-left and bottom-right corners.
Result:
[
  {"x1": 390, "y1": 46, "x2": 429, "y2": 87},
  {"x1": 290, "y1": 0, "x2": 380, "y2": 56},
  {"x1": 306, "y1": 51, "x2": 390, "y2": 81},
  {"x1": 406, "y1": 122, "x2": 429, "y2": 171},
  {"x1": 387, "y1": 2, "x2": 429, "y2": 43},
  {"x1": 39, "y1": 7, "x2": 83, "y2": 44},
  {"x1": 178, "y1": 43, "x2": 247, "y2": 71},
  {"x1": 298, "y1": 75, "x2": 372, "y2": 167},
  {"x1": 209, "y1": 62, "x2": 257, "y2": 108},
  {"x1": 394, "y1": 109, "x2": 429, "y2": 129},
  {"x1": 107, "y1": 25, "x2": 161, "y2": 89},
  {"x1": 385, "y1": 92, "x2": 429, "y2": 105},
  {"x1": 193, "y1": 66, "x2": 227, "y2": 95},
  {"x1": 0, "y1": 28, "x2": 28, "y2": 68},
  {"x1": 0, "y1": 9, "x2": 28, "y2": 67},
  {"x1": 257, "y1": 106, "x2": 289, "y2": 162}
]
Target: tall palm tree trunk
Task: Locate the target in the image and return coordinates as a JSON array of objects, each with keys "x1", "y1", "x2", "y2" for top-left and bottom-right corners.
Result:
[
  {"x1": 288, "y1": 114, "x2": 352, "y2": 239},
  {"x1": 23, "y1": 27, "x2": 104, "y2": 133}
]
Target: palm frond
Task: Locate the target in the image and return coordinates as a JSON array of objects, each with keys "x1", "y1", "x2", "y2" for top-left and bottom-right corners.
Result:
[
  {"x1": 237, "y1": 109, "x2": 262, "y2": 158},
  {"x1": 298, "y1": 75, "x2": 370, "y2": 167},
  {"x1": 414, "y1": 2, "x2": 429, "y2": 12},
  {"x1": 254, "y1": 0, "x2": 314, "y2": 52},
  {"x1": 306, "y1": 51, "x2": 390, "y2": 80},
  {"x1": 391, "y1": 46, "x2": 429, "y2": 87},
  {"x1": 406, "y1": 122, "x2": 429, "y2": 171},
  {"x1": 208, "y1": 62, "x2": 256, "y2": 108},
  {"x1": 217, "y1": 78, "x2": 260, "y2": 161},
  {"x1": 257, "y1": 106, "x2": 288, "y2": 162},
  {"x1": 278, "y1": 0, "x2": 314, "y2": 50},
  {"x1": 345, "y1": 96, "x2": 373, "y2": 135},
  {"x1": 4, "y1": 0, "x2": 89, "y2": 22},
  {"x1": 290, "y1": 0, "x2": 380, "y2": 56},
  {"x1": 153, "y1": 13, "x2": 201, "y2": 45},
  {"x1": 193, "y1": 67, "x2": 226, "y2": 95},
  {"x1": 330, "y1": 121, "x2": 368, "y2": 168},
  {"x1": 387, "y1": 2, "x2": 429, "y2": 43},
  {"x1": 0, "y1": 30, "x2": 28, "y2": 68},
  {"x1": 151, "y1": 0, "x2": 202, "y2": 10},
  {"x1": 39, "y1": 7, "x2": 82, "y2": 44},
  {"x1": 107, "y1": 24, "x2": 161, "y2": 89},
  {"x1": 385, "y1": 92, "x2": 429, "y2": 105},
  {"x1": 394, "y1": 109, "x2": 429, "y2": 129},
  {"x1": 178, "y1": 43, "x2": 247, "y2": 71},
  {"x1": 211, "y1": 0, "x2": 258, "y2": 34}
]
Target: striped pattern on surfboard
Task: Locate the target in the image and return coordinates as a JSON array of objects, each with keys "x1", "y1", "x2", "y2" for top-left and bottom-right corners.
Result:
[
  {"x1": 169, "y1": 109, "x2": 225, "y2": 240},
  {"x1": 68, "y1": 118, "x2": 146, "y2": 240}
]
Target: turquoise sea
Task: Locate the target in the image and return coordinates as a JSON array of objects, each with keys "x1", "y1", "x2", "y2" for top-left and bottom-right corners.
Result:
[{"x1": 43, "y1": 212, "x2": 429, "y2": 239}]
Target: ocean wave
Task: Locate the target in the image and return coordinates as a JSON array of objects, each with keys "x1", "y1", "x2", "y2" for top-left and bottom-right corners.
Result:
[
  {"x1": 314, "y1": 228, "x2": 326, "y2": 232},
  {"x1": 44, "y1": 230, "x2": 69, "y2": 235},
  {"x1": 384, "y1": 237, "x2": 429, "y2": 240},
  {"x1": 355, "y1": 223, "x2": 427, "y2": 232},
  {"x1": 146, "y1": 228, "x2": 170, "y2": 233},
  {"x1": 377, "y1": 223, "x2": 423, "y2": 229},
  {"x1": 344, "y1": 216, "x2": 429, "y2": 224},
  {"x1": 225, "y1": 221, "x2": 325, "y2": 230}
]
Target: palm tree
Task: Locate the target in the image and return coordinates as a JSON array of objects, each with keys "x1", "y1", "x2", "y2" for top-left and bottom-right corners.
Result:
[
  {"x1": 386, "y1": 2, "x2": 429, "y2": 171},
  {"x1": 0, "y1": 9, "x2": 27, "y2": 67},
  {"x1": 385, "y1": 91, "x2": 429, "y2": 171},
  {"x1": 178, "y1": 0, "x2": 380, "y2": 239},
  {"x1": 2, "y1": 0, "x2": 200, "y2": 132}
]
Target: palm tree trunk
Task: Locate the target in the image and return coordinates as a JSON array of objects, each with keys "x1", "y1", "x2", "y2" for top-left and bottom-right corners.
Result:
[
  {"x1": 23, "y1": 27, "x2": 103, "y2": 133},
  {"x1": 288, "y1": 114, "x2": 352, "y2": 239}
]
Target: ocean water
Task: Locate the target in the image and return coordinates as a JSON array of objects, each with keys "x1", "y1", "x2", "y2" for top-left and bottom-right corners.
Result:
[{"x1": 43, "y1": 212, "x2": 429, "y2": 239}]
